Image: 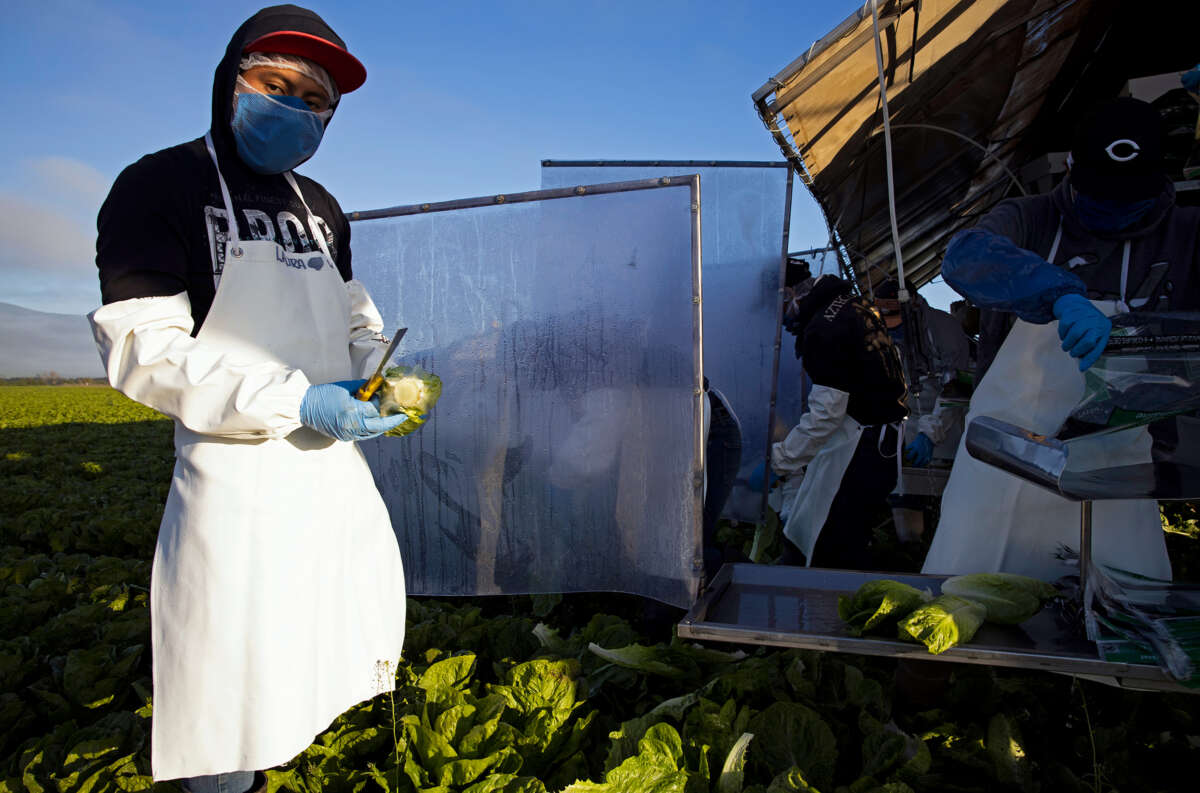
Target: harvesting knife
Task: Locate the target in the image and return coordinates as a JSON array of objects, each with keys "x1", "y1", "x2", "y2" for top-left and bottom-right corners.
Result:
[{"x1": 355, "y1": 328, "x2": 408, "y2": 402}]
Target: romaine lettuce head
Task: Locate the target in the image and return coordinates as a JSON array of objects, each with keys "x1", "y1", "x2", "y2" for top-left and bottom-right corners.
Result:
[
  {"x1": 838, "y1": 579, "x2": 931, "y2": 636},
  {"x1": 378, "y1": 364, "x2": 443, "y2": 437},
  {"x1": 940, "y1": 573, "x2": 1058, "y2": 625},
  {"x1": 897, "y1": 595, "x2": 987, "y2": 654}
]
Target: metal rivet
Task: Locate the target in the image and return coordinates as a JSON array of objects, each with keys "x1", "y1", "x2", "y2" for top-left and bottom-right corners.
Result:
[
  {"x1": 351, "y1": 212, "x2": 360, "y2": 220},
  {"x1": 420, "y1": 203, "x2": 431, "y2": 211},
  {"x1": 659, "y1": 177, "x2": 671, "y2": 185},
  {"x1": 575, "y1": 186, "x2": 586, "y2": 195},
  {"x1": 694, "y1": 388, "x2": 703, "y2": 396},
  {"x1": 231, "y1": 246, "x2": 243, "y2": 258},
  {"x1": 692, "y1": 296, "x2": 701, "y2": 304},
  {"x1": 495, "y1": 194, "x2": 507, "y2": 204}
]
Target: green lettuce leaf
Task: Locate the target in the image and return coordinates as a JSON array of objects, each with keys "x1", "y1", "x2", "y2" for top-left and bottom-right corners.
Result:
[
  {"x1": 716, "y1": 732, "x2": 754, "y2": 793},
  {"x1": 747, "y1": 702, "x2": 837, "y2": 792},
  {"x1": 897, "y1": 595, "x2": 987, "y2": 654},
  {"x1": 940, "y1": 573, "x2": 1058, "y2": 625},
  {"x1": 560, "y1": 723, "x2": 691, "y2": 793},
  {"x1": 838, "y1": 580, "x2": 931, "y2": 636}
]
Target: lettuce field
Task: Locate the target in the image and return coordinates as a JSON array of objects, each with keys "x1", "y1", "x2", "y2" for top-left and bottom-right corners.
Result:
[{"x1": 2, "y1": 385, "x2": 1199, "y2": 792}]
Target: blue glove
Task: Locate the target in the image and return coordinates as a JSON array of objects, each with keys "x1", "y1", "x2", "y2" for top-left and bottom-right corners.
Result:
[
  {"x1": 904, "y1": 433, "x2": 934, "y2": 467},
  {"x1": 300, "y1": 380, "x2": 410, "y2": 441},
  {"x1": 1052, "y1": 294, "x2": 1111, "y2": 371},
  {"x1": 747, "y1": 461, "x2": 779, "y2": 492},
  {"x1": 1182, "y1": 64, "x2": 1200, "y2": 94}
]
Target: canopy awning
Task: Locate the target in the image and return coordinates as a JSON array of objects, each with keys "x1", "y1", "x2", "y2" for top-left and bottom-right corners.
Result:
[{"x1": 755, "y1": 0, "x2": 1199, "y2": 292}]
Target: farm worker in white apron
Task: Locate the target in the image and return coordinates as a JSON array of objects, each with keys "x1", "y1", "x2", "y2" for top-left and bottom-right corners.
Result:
[
  {"x1": 88, "y1": 7, "x2": 409, "y2": 791},
  {"x1": 765, "y1": 273, "x2": 909, "y2": 569},
  {"x1": 925, "y1": 97, "x2": 1200, "y2": 581}
]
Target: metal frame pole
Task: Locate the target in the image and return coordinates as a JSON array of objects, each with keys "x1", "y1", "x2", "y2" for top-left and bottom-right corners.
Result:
[
  {"x1": 690, "y1": 176, "x2": 706, "y2": 598},
  {"x1": 1080, "y1": 500, "x2": 1093, "y2": 594},
  {"x1": 762, "y1": 167, "x2": 796, "y2": 526}
]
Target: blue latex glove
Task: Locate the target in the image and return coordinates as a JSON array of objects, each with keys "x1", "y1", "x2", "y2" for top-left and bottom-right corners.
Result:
[
  {"x1": 1182, "y1": 64, "x2": 1200, "y2": 94},
  {"x1": 300, "y1": 380, "x2": 409, "y2": 441},
  {"x1": 747, "y1": 461, "x2": 779, "y2": 492},
  {"x1": 1053, "y1": 294, "x2": 1111, "y2": 371},
  {"x1": 904, "y1": 433, "x2": 934, "y2": 467}
]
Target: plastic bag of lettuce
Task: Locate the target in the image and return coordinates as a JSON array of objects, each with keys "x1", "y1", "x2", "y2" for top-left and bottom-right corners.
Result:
[
  {"x1": 377, "y1": 364, "x2": 443, "y2": 437},
  {"x1": 839, "y1": 573, "x2": 1059, "y2": 654}
]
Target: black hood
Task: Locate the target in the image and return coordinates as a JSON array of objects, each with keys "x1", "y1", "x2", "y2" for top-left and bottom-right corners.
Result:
[
  {"x1": 209, "y1": 5, "x2": 348, "y2": 165},
  {"x1": 789, "y1": 275, "x2": 855, "y2": 339}
]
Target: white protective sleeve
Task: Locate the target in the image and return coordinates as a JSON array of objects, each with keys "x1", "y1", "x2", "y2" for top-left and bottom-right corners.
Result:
[
  {"x1": 89, "y1": 293, "x2": 311, "y2": 440},
  {"x1": 916, "y1": 398, "x2": 964, "y2": 445},
  {"x1": 346, "y1": 279, "x2": 391, "y2": 379},
  {"x1": 770, "y1": 384, "x2": 850, "y2": 476}
]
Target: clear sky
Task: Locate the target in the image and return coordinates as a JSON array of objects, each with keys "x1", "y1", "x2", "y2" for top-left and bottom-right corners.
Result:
[{"x1": 0, "y1": 0, "x2": 959, "y2": 315}]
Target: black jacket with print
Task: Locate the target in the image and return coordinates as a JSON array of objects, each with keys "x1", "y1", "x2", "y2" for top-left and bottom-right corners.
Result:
[
  {"x1": 791, "y1": 278, "x2": 909, "y2": 427},
  {"x1": 95, "y1": 5, "x2": 353, "y2": 334}
]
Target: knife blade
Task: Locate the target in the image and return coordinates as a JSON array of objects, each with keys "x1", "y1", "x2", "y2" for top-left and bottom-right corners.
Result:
[{"x1": 355, "y1": 328, "x2": 408, "y2": 401}]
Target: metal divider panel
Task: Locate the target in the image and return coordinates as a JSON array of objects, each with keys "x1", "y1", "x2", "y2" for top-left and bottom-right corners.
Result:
[
  {"x1": 350, "y1": 181, "x2": 701, "y2": 607},
  {"x1": 543, "y1": 165, "x2": 790, "y2": 522}
]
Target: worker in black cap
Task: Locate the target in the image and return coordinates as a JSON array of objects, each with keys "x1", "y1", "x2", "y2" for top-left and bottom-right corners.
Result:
[
  {"x1": 89, "y1": 6, "x2": 410, "y2": 791},
  {"x1": 945, "y1": 96, "x2": 1200, "y2": 381},
  {"x1": 925, "y1": 97, "x2": 1200, "y2": 584}
]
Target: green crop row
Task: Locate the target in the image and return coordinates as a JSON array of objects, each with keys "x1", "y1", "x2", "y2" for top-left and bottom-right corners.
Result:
[{"x1": 1, "y1": 387, "x2": 1198, "y2": 792}]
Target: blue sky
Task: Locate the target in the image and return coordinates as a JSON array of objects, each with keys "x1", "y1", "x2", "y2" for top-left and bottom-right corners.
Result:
[{"x1": 0, "y1": 0, "x2": 959, "y2": 315}]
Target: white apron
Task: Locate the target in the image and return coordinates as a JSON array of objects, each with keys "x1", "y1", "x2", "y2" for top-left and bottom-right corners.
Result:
[
  {"x1": 150, "y1": 136, "x2": 406, "y2": 780},
  {"x1": 923, "y1": 301, "x2": 1170, "y2": 582},
  {"x1": 781, "y1": 416, "x2": 864, "y2": 563}
]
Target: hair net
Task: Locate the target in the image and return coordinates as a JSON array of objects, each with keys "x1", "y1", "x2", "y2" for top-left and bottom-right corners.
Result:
[{"x1": 238, "y1": 52, "x2": 340, "y2": 107}]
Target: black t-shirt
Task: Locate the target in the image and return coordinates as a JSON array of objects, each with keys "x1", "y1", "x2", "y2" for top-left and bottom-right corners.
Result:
[
  {"x1": 95, "y1": 136, "x2": 352, "y2": 334},
  {"x1": 801, "y1": 292, "x2": 909, "y2": 426}
]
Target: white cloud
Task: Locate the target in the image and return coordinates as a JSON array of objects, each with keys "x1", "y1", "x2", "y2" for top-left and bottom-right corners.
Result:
[
  {"x1": 29, "y1": 156, "x2": 110, "y2": 208},
  {"x1": 0, "y1": 195, "x2": 96, "y2": 276},
  {"x1": 0, "y1": 155, "x2": 108, "y2": 313}
]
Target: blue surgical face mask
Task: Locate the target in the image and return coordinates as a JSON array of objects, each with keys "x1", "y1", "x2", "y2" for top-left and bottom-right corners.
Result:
[
  {"x1": 1073, "y1": 190, "x2": 1156, "y2": 233},
  {"x1": 230, "y1": 84, "x2": 331, "y2": 174}
]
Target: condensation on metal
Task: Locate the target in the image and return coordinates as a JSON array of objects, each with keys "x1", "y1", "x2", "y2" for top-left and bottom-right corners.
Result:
[
  {"x1": 350, "y1": 177, "x2": 703, "y2": 608},
  {"x1": 542, "y1": 163, "x2": 794, "y2": 524}
]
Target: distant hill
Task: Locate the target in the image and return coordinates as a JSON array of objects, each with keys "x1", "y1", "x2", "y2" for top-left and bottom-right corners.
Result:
[{"x1": 0, "y1": 303, "x2": 105, "y2": 378}]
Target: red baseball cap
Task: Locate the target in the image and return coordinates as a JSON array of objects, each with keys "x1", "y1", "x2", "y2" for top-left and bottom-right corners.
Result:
[{"x1": 244, "y1": 30, "x2": 366, "y2": 93}]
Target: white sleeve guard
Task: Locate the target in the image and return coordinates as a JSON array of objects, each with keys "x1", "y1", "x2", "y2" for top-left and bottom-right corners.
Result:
[
  {"x1": 916, "y1": 398, "x2": 963, "y2": 446},
  {"x1": 770, "y1": 384, "x2": 850, "y2": 476},
  {"x1": 89, "y1": 293, "x2": 310, "y2": 440},
  {"x1": 346, "y1": 279, "x2": 391, "y2": 380}
]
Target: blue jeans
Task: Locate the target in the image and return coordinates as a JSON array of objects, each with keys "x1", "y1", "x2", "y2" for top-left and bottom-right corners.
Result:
[{"x1": 180, "y1": 771, "x2": 257, "y2": 793}]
